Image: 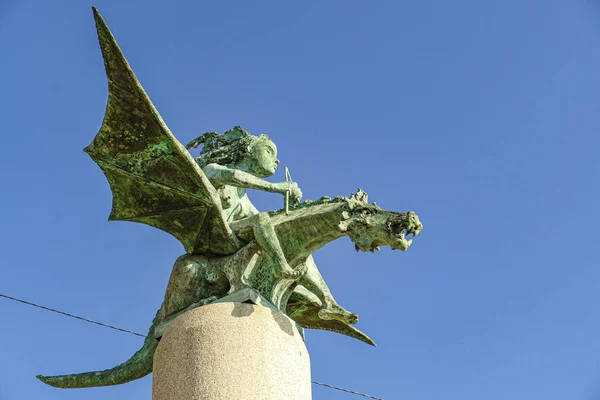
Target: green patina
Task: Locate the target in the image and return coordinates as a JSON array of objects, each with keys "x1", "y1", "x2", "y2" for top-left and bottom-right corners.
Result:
[{"x1": 36, "y1": 7, "x2": 423, "y2": 390}]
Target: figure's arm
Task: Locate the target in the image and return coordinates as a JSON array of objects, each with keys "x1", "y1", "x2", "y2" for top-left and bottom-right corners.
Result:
[{"x1": 203, "y1": 163, "x2": 293, "y2": 195}]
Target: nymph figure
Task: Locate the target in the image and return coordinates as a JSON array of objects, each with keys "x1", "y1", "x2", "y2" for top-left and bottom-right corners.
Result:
[{"x1": 187, "y1": 126, "x2": 304, "y2": 279}]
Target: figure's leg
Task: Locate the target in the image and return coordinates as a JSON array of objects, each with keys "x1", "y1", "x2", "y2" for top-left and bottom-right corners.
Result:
[
  {"x1": 250, "y1": 212, "x2": 303, "y2": 279},
  {"x1": 298, "y1": 255, "x2": 358, "y2": 325}
]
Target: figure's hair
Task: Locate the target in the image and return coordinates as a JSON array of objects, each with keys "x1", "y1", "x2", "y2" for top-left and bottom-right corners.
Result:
[{"x1": 186, "y1": 126, "x2": 271, "y2": 168}]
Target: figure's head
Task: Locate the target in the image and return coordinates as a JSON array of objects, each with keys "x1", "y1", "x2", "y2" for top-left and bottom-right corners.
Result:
[
  {"x1": 186, "y1": 126, "x2": 279, "y2": 177},
  {"x1": 243, "y1": 136, "x2": 280, "y2": 178}
]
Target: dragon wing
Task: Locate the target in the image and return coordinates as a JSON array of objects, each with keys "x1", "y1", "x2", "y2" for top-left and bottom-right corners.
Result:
[{"x1": 88, "y1": 7, "x2": 239, "y2": 255}]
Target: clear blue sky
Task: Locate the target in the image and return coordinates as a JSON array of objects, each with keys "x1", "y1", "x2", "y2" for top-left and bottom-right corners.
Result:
[{"x1": 1, "y1": 1, "x2": 600, "y2": 399}]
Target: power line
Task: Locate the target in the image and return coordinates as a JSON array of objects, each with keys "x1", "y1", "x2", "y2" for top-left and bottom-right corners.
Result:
[
  {"x1": 0, "y1": 293, "x2": 146, "y2": 337},
  {"x1": 312, "y1": 381, "x2": 384, "y2": 400},
  {"x1": 2, "y1": 292, "x2": 384, "y2": 399}
]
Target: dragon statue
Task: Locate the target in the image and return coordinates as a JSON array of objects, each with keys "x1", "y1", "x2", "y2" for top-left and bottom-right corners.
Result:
[{"x1": 36, "y1": 7, "x2": 423, "y2": 389}]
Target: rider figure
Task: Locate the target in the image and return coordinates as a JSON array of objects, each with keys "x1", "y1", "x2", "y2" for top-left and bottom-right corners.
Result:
[{"x1": 187, "y1": 126, "x2": 303, "y2": 279}]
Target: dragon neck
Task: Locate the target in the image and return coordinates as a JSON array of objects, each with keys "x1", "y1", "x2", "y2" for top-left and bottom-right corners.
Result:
[{"x1": 271, "y1": 202, "x2": 349, "y2": 266}]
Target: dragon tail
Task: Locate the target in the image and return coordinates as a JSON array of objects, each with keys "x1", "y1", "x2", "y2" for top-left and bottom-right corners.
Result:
[{"x1": 36, "y1": 310, "x2": 161, "y2": 388}]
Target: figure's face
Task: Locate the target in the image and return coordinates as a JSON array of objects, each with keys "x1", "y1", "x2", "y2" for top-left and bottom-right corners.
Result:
[{"x1": 246, "y1": 139, "x2": 279, "y2": 178}]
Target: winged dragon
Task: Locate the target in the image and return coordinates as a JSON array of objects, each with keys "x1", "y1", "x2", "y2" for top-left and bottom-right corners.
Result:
[{"x1": 37, "y1": 7, "x2": 423, "y2": 389}]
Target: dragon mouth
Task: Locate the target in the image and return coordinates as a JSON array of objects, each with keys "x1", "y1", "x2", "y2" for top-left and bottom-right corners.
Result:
[{"x1": 389, "y1": 214, "x2": 423, "y2": 252}]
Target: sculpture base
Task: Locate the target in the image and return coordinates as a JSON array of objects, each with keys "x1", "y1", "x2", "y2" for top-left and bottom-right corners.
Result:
[{"x1": 152, "y1": 302, "x2": 312, "y2": 400}]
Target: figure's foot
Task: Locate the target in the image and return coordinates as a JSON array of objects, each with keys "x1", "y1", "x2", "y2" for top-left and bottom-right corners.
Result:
[
  {"x1": 273, "y1": 261, "x2": 305, "y2": 279},
  {"x1": 318, "y1": 303, "x2": 359, "y2": 325}
]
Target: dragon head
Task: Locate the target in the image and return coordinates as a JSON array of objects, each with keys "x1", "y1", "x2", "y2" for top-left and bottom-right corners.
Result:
[{"x1": 339, "y1": 190, "x2": 423, "y2": 252}]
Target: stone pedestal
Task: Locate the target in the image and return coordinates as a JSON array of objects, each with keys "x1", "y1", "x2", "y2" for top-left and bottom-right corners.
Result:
[{"x1": 152, "y1": 302, "x2": 312, "y2": 400}]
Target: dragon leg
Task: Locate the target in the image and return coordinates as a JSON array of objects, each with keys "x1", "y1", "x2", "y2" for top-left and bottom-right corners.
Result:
[
  {"x1": 286, "y1": 259, "x2": 375, "y2": 346},
  {"x1": 291, "y1": 255, "x2": 358, "y2": 325}
]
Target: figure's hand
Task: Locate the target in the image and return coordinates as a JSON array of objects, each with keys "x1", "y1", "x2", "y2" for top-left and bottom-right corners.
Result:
[
  {"x1": 288, "y1": 182, "x2": 302, "y2": 203},
  {"x1": 276, "y1": 182, "x2": 302, "y2": 203}
]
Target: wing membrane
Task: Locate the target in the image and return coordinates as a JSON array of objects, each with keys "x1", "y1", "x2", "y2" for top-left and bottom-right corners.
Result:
[{"x1": 87, "y1": 8, "x2": 239, "y2": 255}]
